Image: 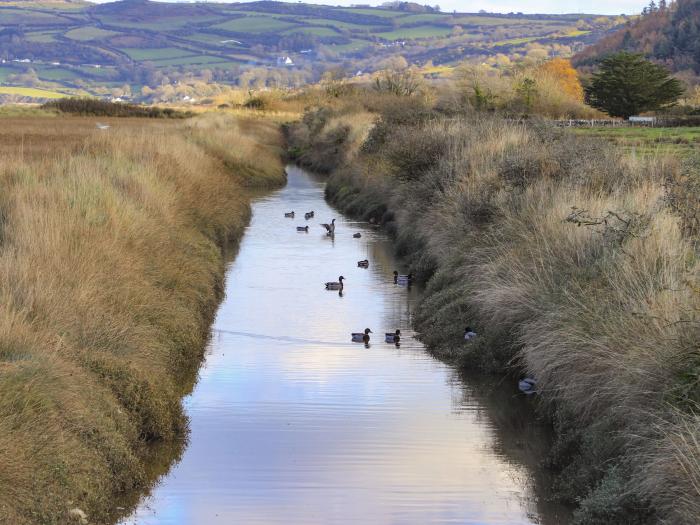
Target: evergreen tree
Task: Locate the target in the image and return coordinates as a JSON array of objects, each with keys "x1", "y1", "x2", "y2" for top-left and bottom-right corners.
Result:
[{"x1": 585, "y1": 52, "x2": 684, "y2": 118}]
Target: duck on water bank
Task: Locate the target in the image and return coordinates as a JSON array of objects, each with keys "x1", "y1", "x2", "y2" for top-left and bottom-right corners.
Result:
[
  {"x1": 284, "y1": 211, "x2": 295, "y2": 218},
  {"x1": 321, "y1": 219, "x2": 336, "y2": 236},
  {"x1": 357, "y1": 259, "x2": 369, "y2": 268},
  {"x1": 325, "y1": 276, "x2": 345, "y2": 290},
  {"x1": 464, "y1": 327, "x2": 477, "y2": 341},
  {"x1": 297, "y1": 226, "x2": 309, "y2": 232},
  {"x1": 518, "y1": 378, "x2": 537, "y2": 395},
  {"x1": 385, "y1": 330, "x2": 401, "y2": 344},
  {"x1": 352, "y1": 328, "x2": 372, "y2": 344}
]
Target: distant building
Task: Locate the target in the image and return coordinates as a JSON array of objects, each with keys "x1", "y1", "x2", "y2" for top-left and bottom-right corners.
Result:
[
  {"x1": 629, "y1": 116, "x2": 656, "y2": 126},
  {"x1": 276, "y1": 56, "x2": 294, "y2": 66}
]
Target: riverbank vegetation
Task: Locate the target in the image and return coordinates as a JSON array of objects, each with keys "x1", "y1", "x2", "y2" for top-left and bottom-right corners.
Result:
[
  {"x1": 287, "y1": 92, "x2": 700, "y2": 524},
  {"x1": 0, "y1": 112, "x2": 284, "y2": 524}
]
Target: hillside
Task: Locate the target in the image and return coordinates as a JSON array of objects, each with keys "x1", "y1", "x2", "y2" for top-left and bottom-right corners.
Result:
[
  {"x1": 574, "y1": 0, "x2": 700, "y2": 75},
  {"x1": 0, "y1": 0, "x2": 626, "y2": 102}
]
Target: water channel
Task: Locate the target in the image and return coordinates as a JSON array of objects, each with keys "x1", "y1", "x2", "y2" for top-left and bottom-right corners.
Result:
[{"x1": 122, "y1": 165, "x2": 567, "y2": 525}]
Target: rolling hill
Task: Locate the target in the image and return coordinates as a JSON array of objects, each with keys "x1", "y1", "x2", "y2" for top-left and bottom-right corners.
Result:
[
  {"x1": 574, "y1": 0, "x2": 700, "y2": 75},
  {"x1": 0, "y1": 0, "x2": 628, "y2": 102}
]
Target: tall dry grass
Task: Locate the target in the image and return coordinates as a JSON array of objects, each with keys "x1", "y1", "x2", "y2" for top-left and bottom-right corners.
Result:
[
  {"x1": 289, "y1": 100, "x2": 700, "y2": 524},
  {"x1": 0, "y1": 113, "x2": 284, "y2": 523}
]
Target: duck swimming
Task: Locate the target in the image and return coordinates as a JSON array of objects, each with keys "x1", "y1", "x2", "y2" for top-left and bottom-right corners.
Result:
[
  {"x1": 353, "y1": 233, "x2": 362, "y2": 238},
  {"x1": 284, "y1": 211, "x2": 295, "y2": 218},
  {"x1": 321, "y1": 219, "x2": 336, "y2": 236},
  {"x1": 357, "y1": 259, "x2": 369, "y2": 268},
  {"x1": 305, "y1": 212, "x2": 314, "y2": 220},
  {"x1": 352, "y1": 328, "x2": 372, "y2": 343},
  {"x1": 297, "y1": 226, "x2": 309, "y2": 232},
  {"x1": 385, "y1": 330, "x2": 401, "y2": 344},
  {"x1": 325, "y1": 276, "x2": 345, "y2": 290}
]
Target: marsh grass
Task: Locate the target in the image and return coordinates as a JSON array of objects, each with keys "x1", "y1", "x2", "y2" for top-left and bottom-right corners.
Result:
[
  {"x1": 0, "y1": 112, "x2": 284, "y2": 523},
  {"x1": 290, "y1": 97, "x2": 700, "y2": 524}
]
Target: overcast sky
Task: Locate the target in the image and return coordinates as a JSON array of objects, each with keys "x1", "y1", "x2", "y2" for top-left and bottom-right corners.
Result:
[{"x1": 267, "y1": 1, "x2": 645, "y2": 15}]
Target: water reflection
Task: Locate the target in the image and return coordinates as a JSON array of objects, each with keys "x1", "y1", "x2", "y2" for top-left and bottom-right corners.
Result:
[{"x1": 121, "y1": 166, "x2": 566, "y2": 525}]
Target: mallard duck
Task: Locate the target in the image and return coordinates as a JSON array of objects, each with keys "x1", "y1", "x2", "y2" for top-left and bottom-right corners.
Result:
[
  {"x1": 353, "y1": 233, "x2": 362, "y2": 238},
  {"x1": 394, "y1": 271, "x2": 412, "y2": 285},
  {"x1": 284, "y1": 211, "x2": 295, "y2": 218},
  {"x1": 297, "y1": 226, "x2": 309, "y2": 232},
  {"x1": 325, "y1": 276, "x2": 345, "y2": 290},
  {"x1": 352, "y1": 328, "x2": 372, "y2": 343},
  {"x1": 320, "y1": 219, "x2": 336, "y2": 236},
  {"x1": 464, "y1": 327, "x2": 477, "y2": 341},
  {"x1": 385, "y1": 330, "x2": 401, "y2": 343},
  {"x1": 357, "y1": 259, "x2": 369, "y2": 268},
  {"x1": 518, "y1": 378, "x2": 537, "y2": 395}
]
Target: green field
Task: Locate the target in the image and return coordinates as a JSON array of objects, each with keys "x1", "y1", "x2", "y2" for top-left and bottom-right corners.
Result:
[
  {"x1": 377, "y1": 26, "x2": 453, "y2": 40},
  {"x1": 282, "y1": 26, "x2": 339, "y2": 37},
  {"x1": 575, "y1": 126, "x2": 700, "y2": 155},
  {"x1": 339, "y1": 7, "x2": 402, "y2": 18},
  {"x1": 24, "y1": 30, "x2": 60, "y2": 43},
  {"x1": 64, "y1": 26, "x2": 120, "y2": 41},
  {"x1": 151, "y1": 55, "x2": 235, "y2": 66},
  {"x1": 0, "y1": 8, "x2": 73, "y2": 25},
  {"x1": 0, "y1": 86, "x2": 67, "y2": 99},
  {"x1": 121, "y1": 47, "x2": 194, "y2": 61},
  {"x1": 301, "y1": 17, "x2": 379, "y2": 31},
  {"x1": 212, "y1": 15, "x2": 298, "y2": 33},
  {"x1": 0, "y1": 67, "x2": 18, "y2": 82},
  {"x1": 394, "y1": 13, "x2": 450, "y2": 25},
  {"x1": 35, "y1": 66, "x2": 80, "y2": 81}
]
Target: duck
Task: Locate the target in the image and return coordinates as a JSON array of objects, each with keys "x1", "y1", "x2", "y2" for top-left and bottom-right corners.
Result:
[
  {"x1": 297, "y1": 226, "x2": 309, "y2": 232},
  {"x1": 518, "y1": 377, "x2": 537, "y2": 395},
  {"x1": 385, "y1": 330, "x2": 401, "y2": 344},
  {"x1": 284, "y1": 211, "x2": 295, "y2": 218},
  {"x1": 320, "y1": 218, "x2": 336, "y2": 236},
  {"x1": 351, "y1": 328, "x2": 372, "y2": 343},
  {"x1": 464, "y1": 327, "x2": 477, "y2": 341},
  {"x1": 305, "y1": 212, "x2": 314, "y2": 220},
  {"x1": 325, "y1": 276, "x2": 345, "y2": 290},
  {"x1": 393, "y1": 271, "x2": 412, "y2": 285},
  {"x1": 357, "y1": 259, "x2": 369, "y2": 268},
  {"x1": 353, "y1": 233, "x2": 362, "y2": 239}
]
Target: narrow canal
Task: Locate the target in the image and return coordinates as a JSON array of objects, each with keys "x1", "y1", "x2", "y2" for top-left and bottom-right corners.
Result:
[{"x1": 122, "y1": 165, "x2": 567, "y2": 524}]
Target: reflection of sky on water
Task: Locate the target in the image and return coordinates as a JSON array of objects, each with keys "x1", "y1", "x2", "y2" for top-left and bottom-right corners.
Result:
[{"x1": 122, "y1": 166, "x2": 546, "y2": 525}]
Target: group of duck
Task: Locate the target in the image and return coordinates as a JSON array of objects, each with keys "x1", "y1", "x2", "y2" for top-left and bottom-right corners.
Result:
[
  {"x1": 285, "y1": 210, "x2": 412, "y2": 347},
  {"x1": 286, "y1": 210, "x2": 538, "y2": 393}
]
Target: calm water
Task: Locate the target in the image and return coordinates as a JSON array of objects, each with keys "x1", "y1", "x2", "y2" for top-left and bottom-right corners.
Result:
[{"x1": 121, "y1": 166, "x2": 566, "y2": 525}]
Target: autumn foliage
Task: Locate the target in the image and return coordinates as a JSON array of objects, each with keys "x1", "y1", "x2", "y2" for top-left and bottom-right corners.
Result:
[{"x1": 537, "y1": 58, "x2": 584, "y2": 102}]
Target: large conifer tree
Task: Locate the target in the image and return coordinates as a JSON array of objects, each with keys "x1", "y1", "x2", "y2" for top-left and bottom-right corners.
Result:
[{"x1": 585, "y1": 52, "x2": 684, "y2": 118}]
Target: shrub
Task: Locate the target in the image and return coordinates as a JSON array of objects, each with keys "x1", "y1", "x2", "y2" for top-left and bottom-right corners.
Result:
[{"x1": 42, "y1": 98, "x2": 191, "y2": 118}]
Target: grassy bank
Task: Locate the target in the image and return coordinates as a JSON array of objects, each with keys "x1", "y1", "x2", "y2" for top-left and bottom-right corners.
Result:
[
  {"x1": 0, "y1": 112, "x2": 284, "y2": 524},
  {"x1": 288, "y1": 96, "x2": 700, "y2": 524}
]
